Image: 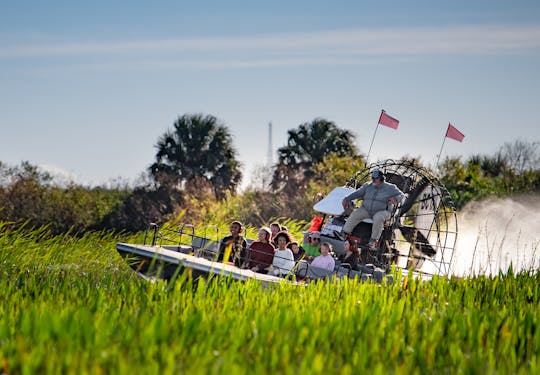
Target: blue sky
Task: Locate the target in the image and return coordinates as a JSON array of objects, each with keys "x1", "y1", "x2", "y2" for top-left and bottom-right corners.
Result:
[{"x1": 1, "y1": 1, "x2": 539, "y2": 187}]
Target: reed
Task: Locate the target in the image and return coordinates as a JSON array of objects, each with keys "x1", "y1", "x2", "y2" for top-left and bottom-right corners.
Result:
[{"x1": 1, "y1": 225, "x2": 539, "y2": 374}]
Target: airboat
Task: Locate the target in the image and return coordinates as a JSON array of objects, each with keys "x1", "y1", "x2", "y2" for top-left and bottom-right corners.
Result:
[{"x1": 116, "y1": 160, "x2": 458, "y2": 284}]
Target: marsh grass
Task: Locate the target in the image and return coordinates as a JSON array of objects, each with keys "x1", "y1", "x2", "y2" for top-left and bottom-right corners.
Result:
[{"x1": 1, "y1": 225, "x2": 539, "y2": 374}]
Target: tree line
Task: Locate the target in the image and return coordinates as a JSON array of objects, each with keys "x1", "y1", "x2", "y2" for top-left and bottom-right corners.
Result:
[{"x1": 1, "y1": 113, "x2": 539, "y2": 235}]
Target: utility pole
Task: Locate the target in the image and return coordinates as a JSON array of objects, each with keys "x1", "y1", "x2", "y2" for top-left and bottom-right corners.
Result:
[
  {"x1": 261, "y1": 122, "x2": 273, "y2": 190},
  {"x1": 267, "y1": 122, "x2": 273, "y2": 168}
]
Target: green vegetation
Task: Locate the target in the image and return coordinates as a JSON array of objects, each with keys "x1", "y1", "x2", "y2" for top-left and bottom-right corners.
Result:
[
  {"x1": 271, "y1": 118, "x2": 358, "y2": 194},
  {"x1": 440, "y1": 139, "x2": 540, "y2": 209},
  {"x1": 150, "y1": 113, "x2": 242, "y2": 200},
  {"x1": 2, "y1": 114, "x2": 539, "y2": 234},
  {"x1": 1, "y1": 226, "x2": 539, "y2": 374}
]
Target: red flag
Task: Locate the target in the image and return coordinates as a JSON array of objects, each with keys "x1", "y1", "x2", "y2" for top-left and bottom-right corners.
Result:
[
  {"x1": 446, "y1": 123, "x2": 465, "y2": 142},
  {"x1": 378, "y1": 110, "x2": 399, "y2": 129}
]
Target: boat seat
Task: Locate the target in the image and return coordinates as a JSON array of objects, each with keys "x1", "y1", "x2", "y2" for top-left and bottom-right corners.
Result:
[
  {"x1": 191, "y1": 237, "x2": 217, "y2": 250},
  {"x1": 295, "y1": 261, "x2": 334, "y2": 280},
  {"x1": 336, "y1": 264, "x2": 351, "y2": 278},
  {"x1": 190, "y1": 236, "x2": 220, "y2": 259},
  {"x1": 162, "y1": 245, "x2": 193, "y2": 254}
]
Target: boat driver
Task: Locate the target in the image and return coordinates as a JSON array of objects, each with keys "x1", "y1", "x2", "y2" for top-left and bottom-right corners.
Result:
[{"x1": 338, "y1": 170, "x2": 405, "y2": 249}]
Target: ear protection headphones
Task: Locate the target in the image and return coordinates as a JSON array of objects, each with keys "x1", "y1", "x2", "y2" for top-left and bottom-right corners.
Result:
[{"x1": 371, "y1": 170, "x2": 385, "y2": 181}]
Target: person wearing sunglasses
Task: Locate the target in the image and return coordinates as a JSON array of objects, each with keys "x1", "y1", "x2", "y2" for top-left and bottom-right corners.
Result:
[{"x1": 303, "y1": 231, "x2": 322, "y2": 261}]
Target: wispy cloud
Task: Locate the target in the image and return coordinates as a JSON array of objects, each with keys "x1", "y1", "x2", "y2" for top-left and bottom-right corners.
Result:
[
  {"x1": 2, "y1": 26, "x2": 539, "y2": 69},
  {"x1": 38, "y1": 164, "x2": 79, "y2": 187}
]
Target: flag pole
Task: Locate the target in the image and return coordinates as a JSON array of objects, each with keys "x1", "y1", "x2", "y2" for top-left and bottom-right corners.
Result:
[
  {"x1": 366, "y1": 111, "x2": 383, "y2": 164},
  {"x1": 436, "y1": 130, "x2": 448, "y2": 169},
  {"x1": 365, "y1": 123, "x2": 379, "y2": 165}
]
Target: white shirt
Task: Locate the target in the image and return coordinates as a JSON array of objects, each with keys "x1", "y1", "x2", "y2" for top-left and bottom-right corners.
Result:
[{"x1": 272, "y1": 249, "x2": 295, "y2": 276}]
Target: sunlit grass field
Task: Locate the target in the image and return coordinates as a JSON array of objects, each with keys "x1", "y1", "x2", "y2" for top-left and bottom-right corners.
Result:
[{"x1": 1, "y1": 224, "x2": 539, "y2": 374}]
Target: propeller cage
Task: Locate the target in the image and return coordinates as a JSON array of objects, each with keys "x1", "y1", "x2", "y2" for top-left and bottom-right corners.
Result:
[{"x1": 343, "y1": 159, "x2": 458, "y2": 277}]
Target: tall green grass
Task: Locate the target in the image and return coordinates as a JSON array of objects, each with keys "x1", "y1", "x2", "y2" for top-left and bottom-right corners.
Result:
[{"x1": 1, "y1": 224, "x2": 539, "y2": 374}]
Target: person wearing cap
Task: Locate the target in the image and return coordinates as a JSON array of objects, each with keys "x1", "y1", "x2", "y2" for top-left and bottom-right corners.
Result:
[
  {"x1": 303, "y1": 231, "x2": 322, "y2": 260},
  {"x1": 338, "y1": 170, "x2": 405, "y2": 249}
]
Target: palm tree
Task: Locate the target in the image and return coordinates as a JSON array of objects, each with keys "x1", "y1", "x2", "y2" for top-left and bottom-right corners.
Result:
[
  {"x1": 149, "y1": 114, "x2": 242, "y2": 199},
  {"x1": 271, "y1": 118, "x2": 357, "y2": 192}
]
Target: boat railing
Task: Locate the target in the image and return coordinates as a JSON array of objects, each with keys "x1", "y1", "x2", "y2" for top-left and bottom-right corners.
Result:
[
  {"x1": 143, "y1": 223, "x2": 160, "y2": 246},
  {"x1": 142, "y1": 223, "x2": 222, "y2": 259},
  {"x1": 140, "y1": 223, "x2": 395, "y2": 283},
  {"x1": 193, "y1": 225, "x2": 221, "y2": 260}
]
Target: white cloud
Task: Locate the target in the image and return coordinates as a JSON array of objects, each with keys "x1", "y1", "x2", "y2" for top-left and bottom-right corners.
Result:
[{"x1": 2, "y1": 25, "x2": 540, "y2": 62}]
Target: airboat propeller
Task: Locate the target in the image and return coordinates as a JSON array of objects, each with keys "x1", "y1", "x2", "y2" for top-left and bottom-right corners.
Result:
[{"x1": 315, "y1": 159, "x2": 458, "y2": 278}]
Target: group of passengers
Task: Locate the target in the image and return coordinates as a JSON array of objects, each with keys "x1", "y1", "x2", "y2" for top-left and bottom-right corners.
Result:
[
  {"x1": 213, "y1": 169, "x2": 407, "y2": 277},
  {"x1": 215, "y1": 221, "x2": 361, "y2": 278},
  {"x1": 304, "y1": 231, "x2": 360, "y2": 272}
]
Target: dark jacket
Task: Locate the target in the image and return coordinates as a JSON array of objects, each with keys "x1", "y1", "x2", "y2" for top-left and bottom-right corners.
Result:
[
  {"x1": 217, "y1": 235, "x2": 247, "y2": 267},
  {"x1": 291, "y1": 246, "x2": 306, "y2": 262},
  {"x1": 339, "y1": 252, "x2": 359, "y2": 271}
]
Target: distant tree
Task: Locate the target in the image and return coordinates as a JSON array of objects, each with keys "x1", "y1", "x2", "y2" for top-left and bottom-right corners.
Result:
[
  {"x1": 439, "y1": 157, "x2": 491, "y2": 209},
  {"x1": 307, "y1": 153, "x2": 366, "y2": 196},
  {"x1": 97, "y1": 184, "x2": 183, "y2": 232},
  {"x1": 0, "y1": 161, "x2": 129, "y2": 234},
  {"x1": 497, "y1": 139, "x2": 539, "y2": 174},
  {"x1": 271, "y1": 118, "x2": 357, "y2": 193},
  {"x1": 439, "y1": 151, "x2": 540, "y2": 209},
  {"x1": 468, "y1": 154, "x2": 510, "y2": 178},
  {"x1": 0, "y1": 160, "x2": 53, "y2": 186},
  {"x1": 149, "y1": 114, "x2": 242, "y2": 199}
]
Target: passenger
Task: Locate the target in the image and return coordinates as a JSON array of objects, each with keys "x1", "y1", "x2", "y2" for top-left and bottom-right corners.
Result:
[
  {"x1": 271, "y1": 231, "x2": 295, "y2": 277},
  {"x1": 338, "y1": 238, "x2": 360, "y2": 271},
  {"x1": 338, "y1": 170, "x2": 405, "y2": 249},
  {"x1": 247, "y1": 227, "x2": 275, "y2": 273},
  {"x1": 270, "y1": 222, "x2": 282, "y2": 246},
  {"x1": 288, "y1": 241, "x2": 306, "y2": 262},
  {"x1": 310, "y1": 242, "x2": 336, "y2": 271},
  {"x1": 308, "y1": 193, "x2": 325, "y2": 232},
  {"x1": 216, "y1": 221, "x2": 248, "y2": 267},
  {"x1": 303, "y1": 231, "x2": 322, "y2": 260}
]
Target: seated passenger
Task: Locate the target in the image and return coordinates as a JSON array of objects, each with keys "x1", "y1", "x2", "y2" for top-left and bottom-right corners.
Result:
[
  {"x1": 247, "y1": 227, "x2": 275, "y2": 273},
  {"x1": 271, "y1": 231, "x2": 295, "y2": 277},
  {"x1": 287, "y1": 241, "x2": 306, "y2": 262},
  {"x1": 303, "y1": 231, "x2": 322, "y2": 260},
  {"x1": 338, "y1": 238, "x2": 360, "y2": 271},
  {"x1": 288, "y1": 241, "x2": 306, "y2": 262},
  {"x1": 310, "y1": 242, "x2": 336, "y2": 271},
  {"x1": 270, "y1": 222, "x2": 282, "y2": 247},
  {"x1": 216, "y1": 221, "x2": 247, "y2": 267}
]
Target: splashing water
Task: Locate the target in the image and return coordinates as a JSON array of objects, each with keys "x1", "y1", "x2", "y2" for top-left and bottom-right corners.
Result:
[{"x1": 451, "y1": 194, "x2": 540, "y2": 277}]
